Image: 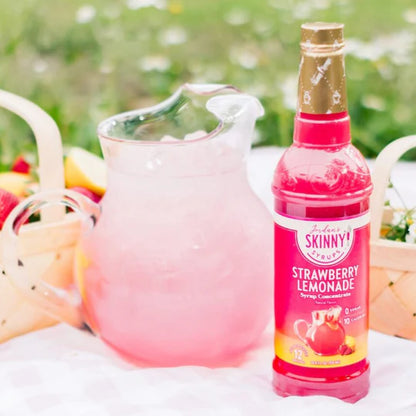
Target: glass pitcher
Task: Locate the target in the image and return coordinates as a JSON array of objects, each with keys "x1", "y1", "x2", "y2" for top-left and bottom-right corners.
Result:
[{"x1": 2, "y1": 84, "x2": 273, "y2": 366}]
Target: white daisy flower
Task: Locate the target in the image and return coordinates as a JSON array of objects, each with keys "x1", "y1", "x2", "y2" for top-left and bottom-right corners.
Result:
[
  {"x1": 158, "y1": 27, "x2": 187, "y2": 46},
  {"x1": 405, "y1": 233, "x2": 416, "y2": 244},
  {"x1": 76, "y1": 5, "x2": 96, "y2": 24},
  {"x1": 139, "y1": 55, "x2": 171, "y2": 72},
  {"x1": 230, "y1": 49, "x2": 259, "y2": 70},
  {"x1": 126, "y1": 0, "x2": 166, "y2": 10},
  {"x1": 408, "y1": 223, "x2": 416, "y2": 237},
  {"x1": 403, "y1": 9, "x2": 416, "y2": 24},
  {"x1": 33, "y1": 59, "x2": 48, "y2": 74},
  {"x1": 224, "y1": 9, "x2": 250, "y2": 26}
]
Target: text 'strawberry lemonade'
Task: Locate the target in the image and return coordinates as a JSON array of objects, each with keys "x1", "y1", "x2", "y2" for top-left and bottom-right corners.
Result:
[{"x1": 272, "y1": 23, "x2": 372, "y2": 402}]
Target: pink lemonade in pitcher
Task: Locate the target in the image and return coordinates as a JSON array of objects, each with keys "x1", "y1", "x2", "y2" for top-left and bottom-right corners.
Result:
[
  {"x1": 272, "y1": 23, "x2": 372, "y2": 402},
  {"x1": 72, "y1": 86, "x2": 273, "y2": 366}
]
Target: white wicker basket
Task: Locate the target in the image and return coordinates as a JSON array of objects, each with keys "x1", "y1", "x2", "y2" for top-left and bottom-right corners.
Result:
[
  {"x1": 0, "y1": 90, "x2": 79, "y2": 342},
  {"x1": 370, "y1": 135, "x2": 416, "y2": 340}
]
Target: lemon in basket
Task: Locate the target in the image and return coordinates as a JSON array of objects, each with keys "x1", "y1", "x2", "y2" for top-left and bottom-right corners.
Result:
[
  {"x1": 64, "y1": 147, "x2": 106, "y2": 196},
  {"x1": 0, "y1": 172, "x2": 32, "y2": 197}
]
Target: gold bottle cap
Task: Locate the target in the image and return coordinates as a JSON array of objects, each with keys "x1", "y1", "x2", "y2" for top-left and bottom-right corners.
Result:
[
  {"x1": 298, "y1": 22, "x2": 347, "y2": 114},
  {"x1": 301, "y1": 22, "x2": 344, "y2": 48}
]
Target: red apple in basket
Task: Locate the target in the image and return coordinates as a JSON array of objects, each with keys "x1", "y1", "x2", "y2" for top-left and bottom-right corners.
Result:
[
  {"x1": 0, "y1": 188, "x2": 20, "y2": 230},
  {"x1": 69, "y1": 186, "x2": 102, "y2": 203}
]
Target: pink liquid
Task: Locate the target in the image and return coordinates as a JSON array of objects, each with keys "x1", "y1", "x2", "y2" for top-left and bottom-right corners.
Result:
[
  {"x1": 75, "y1": 145, "x2": 273, "y2": 367},
  {"x1": 272, "y1": 113, "x2": 372, "y2": 402}
]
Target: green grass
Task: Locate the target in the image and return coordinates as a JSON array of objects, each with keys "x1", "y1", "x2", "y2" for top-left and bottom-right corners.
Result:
[{"x1": 0, "y1": 0, "x2": 415, "y2": 168}]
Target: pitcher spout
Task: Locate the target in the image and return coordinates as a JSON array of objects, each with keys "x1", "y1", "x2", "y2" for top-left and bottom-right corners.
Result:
[
  {"x1": 97, "y1": 83, "x2": 264, "y2": 175},
  {"x1": 205, "y1": 92, "x2": 264, "y2": 155},
  {"x1": 206, "y1": 92, "x2": 264, "y2": 123}
]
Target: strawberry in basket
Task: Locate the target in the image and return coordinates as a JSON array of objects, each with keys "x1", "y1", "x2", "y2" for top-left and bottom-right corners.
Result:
[
  {"x1": 0, "y1": 155, "x2": 34, "y2": 230},
  {"x1": 11, "y1": 155, "x2": 31, "y2": 174}
]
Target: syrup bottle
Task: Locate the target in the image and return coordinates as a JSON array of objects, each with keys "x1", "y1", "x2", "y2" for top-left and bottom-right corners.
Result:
[{"x1": 272, "y1": 22, "x2": 372, "y2": 402}]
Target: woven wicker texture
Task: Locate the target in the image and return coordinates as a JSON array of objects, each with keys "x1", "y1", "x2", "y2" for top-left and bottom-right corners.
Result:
[
  {"x1": 0, "y1": 90, "x2": 78, "y2": 342},
  {"x1": 370, "y1": 135, "x2": 416, "y2": 340}
]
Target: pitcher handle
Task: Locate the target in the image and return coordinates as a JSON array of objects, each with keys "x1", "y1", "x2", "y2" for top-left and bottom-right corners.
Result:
[
  {"x1": 293, "y1": 319, "x2": 310, "y2": 345},
  {"x1": 1, "y1": 189, "x2": 101, "y2": 328}
]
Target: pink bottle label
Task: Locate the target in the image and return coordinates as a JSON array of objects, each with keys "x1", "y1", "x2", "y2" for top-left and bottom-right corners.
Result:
[{"x1": 274, "y1": 212, "x2": 369, "y2": 368}]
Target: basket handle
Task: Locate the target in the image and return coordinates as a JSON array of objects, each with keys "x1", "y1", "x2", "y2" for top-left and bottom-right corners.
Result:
[
  {"x1": 370, "y1": 135, "x2": 416, "y2": 242},
  {"x1": 0, "y1": 89, "x2": 65, "y2": 222}
]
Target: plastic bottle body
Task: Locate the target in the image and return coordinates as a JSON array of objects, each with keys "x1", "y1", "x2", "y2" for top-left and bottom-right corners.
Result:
[{"x1": 272, "y1": 114, "x2": 372, "y2": 402}]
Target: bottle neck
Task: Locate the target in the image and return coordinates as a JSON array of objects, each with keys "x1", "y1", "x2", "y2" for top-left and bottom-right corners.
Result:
[{"x1": 293, "y1": 111, "x2": 351, "y2": 146}]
